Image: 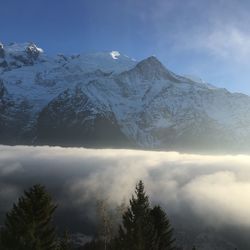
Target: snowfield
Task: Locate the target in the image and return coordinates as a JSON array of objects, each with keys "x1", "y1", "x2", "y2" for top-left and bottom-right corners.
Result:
[{"x1": 1, "y1": 42, "x2": 250, "y2": 152}]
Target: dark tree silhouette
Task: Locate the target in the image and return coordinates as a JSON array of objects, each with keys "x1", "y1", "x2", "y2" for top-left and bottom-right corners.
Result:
[
  {"x1": 150, "y1": 205, "x2": 175, "y2": 250},
  {"x1": 115, "y1": 180, "x2": 155, "y2": 250},
  {"x1": 114, "y1": 180, "x2": 176, "y2": 250},
  {"x1": 0, "y1": 184, "x2": 57, "y2": 250}
]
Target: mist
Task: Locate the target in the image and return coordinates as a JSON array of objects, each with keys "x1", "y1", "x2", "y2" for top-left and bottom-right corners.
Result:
[{"x1": 0, "y1": 145, "x2": 249, "y2": 248}]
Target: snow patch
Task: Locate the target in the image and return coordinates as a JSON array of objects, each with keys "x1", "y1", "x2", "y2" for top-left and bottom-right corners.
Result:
[
  {"x1": 4, "y1": 42, "x2": 44, "y2": 54},
  {"x1": 36, "y1": 47, "x2": 44, "y2": 53},
  {"x1": 110, "y1": 51, "x2": 120, "y2": 60}
]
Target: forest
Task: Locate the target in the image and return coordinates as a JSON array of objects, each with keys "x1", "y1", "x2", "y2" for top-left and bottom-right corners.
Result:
[{"x1": 0, "y1": 181, "x2": 187, "y2": 250}]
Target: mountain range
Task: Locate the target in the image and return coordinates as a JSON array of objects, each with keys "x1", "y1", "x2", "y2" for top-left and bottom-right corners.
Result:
[{"x1": 1, "y1": 42, "x2": 250, "y2": 153}]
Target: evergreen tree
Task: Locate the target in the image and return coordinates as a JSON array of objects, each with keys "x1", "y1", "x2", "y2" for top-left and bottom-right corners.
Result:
[
  {"x1": 0, "y1": 184, "x2": 57, "y2": 250},
  {"x1": 150, "y1": 206, "x2": 175, "y2": 250},
  {"x1": 58, "y1": 230, "x2": 72, "y2": 250},
  {"x1": 115, "y1": 180, "x2": 155, "y2": 250}
]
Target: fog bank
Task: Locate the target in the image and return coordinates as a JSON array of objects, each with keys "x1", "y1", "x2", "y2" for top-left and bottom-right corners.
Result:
[{"x1": 0, "y1": 145, "x2": 249, "y2": 248}]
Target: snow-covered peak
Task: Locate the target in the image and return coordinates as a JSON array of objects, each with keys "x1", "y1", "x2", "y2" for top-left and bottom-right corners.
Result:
[
  {"x1": 110, "y1": 51, "x2": 120, "y2": 59},
  {"x1": 4, "y1": 42, "x2": 43, "y2": 54},
  {"x1": 0, "y1": 42, "x2": 45, "y2": 71},
  {"x1": 124, "y1": 56, "x2": 181, "y2": 82},
  {"x1": 134, "y1": 56, "x2": 170, "y2": 74},
  {"x1": 67, "y1": 51, "x2": 137, "y2": 74},
  {"x1": 26, "y1": 43, "x2": 44, "y2": 54},
  {"x1": 145, "y1": 55, "x2": 160, "y2": 63},
  {"x1": 2, "y1": 43, "x2": 250, "y2": 154}
]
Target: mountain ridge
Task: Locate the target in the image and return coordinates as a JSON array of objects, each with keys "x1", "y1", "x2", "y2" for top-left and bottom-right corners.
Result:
[{"x1": 1, "y1": 42, "x2": 250, "y2": 153}]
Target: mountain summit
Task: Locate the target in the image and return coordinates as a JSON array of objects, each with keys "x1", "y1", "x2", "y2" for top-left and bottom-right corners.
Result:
[
  {"x1": 0, "y1": 42, "x2": 44, "y2": 67},
  {"x1": 127, "y1": 56, "x2": 183, "y2": 82},
  {"x1": 1, "y1": 42, "x2": 250, "y2": 153}
]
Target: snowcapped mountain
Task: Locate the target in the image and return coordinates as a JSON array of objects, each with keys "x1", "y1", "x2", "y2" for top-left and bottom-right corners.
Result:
[{"x1": 1, "y1": 42, "x2": 250, "y2": 152}]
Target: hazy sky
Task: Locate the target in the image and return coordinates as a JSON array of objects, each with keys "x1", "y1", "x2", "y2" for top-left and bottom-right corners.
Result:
[{"x1": 2, "y1": 0, "x2": 250, "y2": 94}]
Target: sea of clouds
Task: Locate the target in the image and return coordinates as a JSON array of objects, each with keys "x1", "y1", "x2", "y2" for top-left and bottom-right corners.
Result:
[{"x1": 0, "y1": 145, "x2": 249, "y2": 248}]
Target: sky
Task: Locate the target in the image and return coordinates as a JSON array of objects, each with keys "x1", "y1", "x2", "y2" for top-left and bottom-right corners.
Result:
[{"x1": 2, "y1": 0, "x2": 250, "y2": 94}]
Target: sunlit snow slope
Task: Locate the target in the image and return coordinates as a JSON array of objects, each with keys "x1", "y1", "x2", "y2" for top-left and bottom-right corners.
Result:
[{"x1": 1, "y1": 42, "x2": 250, "y2": 152}]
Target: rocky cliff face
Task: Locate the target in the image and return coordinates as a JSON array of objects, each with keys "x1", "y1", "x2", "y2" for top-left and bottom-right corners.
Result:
[
  {"x1": 1, "y1": 42, "x2": 250, "y2": 152},
  {"x1": 36, "y1": 86, "x2": 131, "y2": 147}
]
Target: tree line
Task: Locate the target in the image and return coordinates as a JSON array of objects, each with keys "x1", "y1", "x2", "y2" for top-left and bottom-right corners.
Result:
[{"x1": 0, "y1": 181, "x2": 195, "y2": 250}]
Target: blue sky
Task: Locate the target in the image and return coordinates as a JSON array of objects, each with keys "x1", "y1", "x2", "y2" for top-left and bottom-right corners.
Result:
[{"x1": 2, "y1": 0, "x2": 250, "y2": 94}]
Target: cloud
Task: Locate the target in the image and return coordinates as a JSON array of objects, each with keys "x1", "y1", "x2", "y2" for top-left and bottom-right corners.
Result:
[
  {"x1": 0, "y1": 145, "x2": 249, "y2": 246},
  {"x1": 183, "y1": 171, "x2": 250, "y2": 227},
  {"x1": 181, "y1": 26, "x2": 250, "y2": 63},
  {"x1": 149, "y1": 1, "x2": 250, "y2": 65}
]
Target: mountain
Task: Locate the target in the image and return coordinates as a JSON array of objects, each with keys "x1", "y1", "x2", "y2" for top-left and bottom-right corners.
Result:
[{"x1": 1, "y1": 42, "x2": 250, "y2": 153}]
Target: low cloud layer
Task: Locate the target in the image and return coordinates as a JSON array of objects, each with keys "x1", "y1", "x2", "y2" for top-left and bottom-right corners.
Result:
[{"x1": 0, "y1": 145, "x2": 249, "y2": 247}]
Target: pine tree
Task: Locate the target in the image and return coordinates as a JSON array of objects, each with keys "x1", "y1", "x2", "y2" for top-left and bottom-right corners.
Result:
[
  {"x1": 0, "y1": 184, "x2": 57, "y2": 250},
  {"x1": 150, "y1": 206, "x2": 175, "y2": 250},
  {"x1": 58, "y1": 230, "x2": 72, "y2": 250},
  {"x1": 115, "y1": 180, "x2": 155, "y2": 250}
]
